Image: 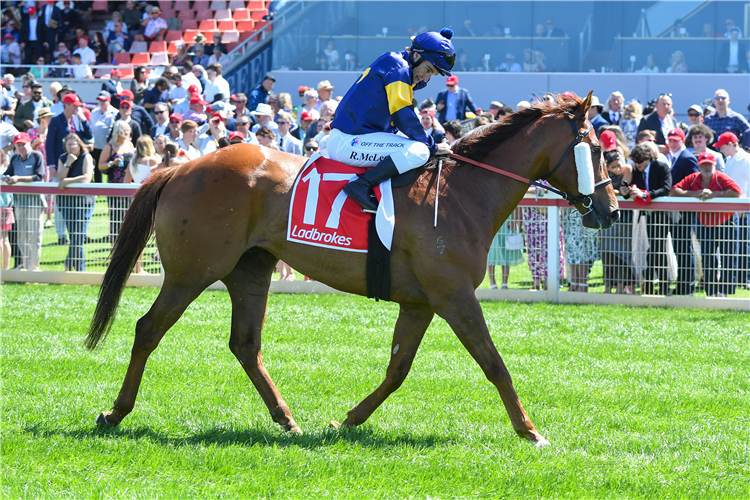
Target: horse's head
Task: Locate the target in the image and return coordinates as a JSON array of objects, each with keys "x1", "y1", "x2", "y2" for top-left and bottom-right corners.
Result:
[{"x1": 544, "y1": 91, "x2": 620, "y2": 229}]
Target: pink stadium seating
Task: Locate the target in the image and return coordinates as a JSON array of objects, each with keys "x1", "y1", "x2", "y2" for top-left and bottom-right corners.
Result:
[
  {"x1": 236, "y1": 20, "x2": 255, "y2": 32},
  {"x1": 232, "y1": 8, "x2": 250, "y2": 21},
  {"x1": 117, "y1": 68, "x2": 134, "y2": 79},
  {"x1": 161, "y1": 9, "x2": 176, "y2": 19},
  {"x1": 159, "y1": 0, "x2": 173, "y2": 10},
  {"x1": 198, "y1": 20, "x2": 217, "y2": 31},
  {"x1": 203, "y1": 31, "x2": 218, "y2": 42},
  {"x1": 221, "y1": 30, "x2": 239, "y2": 43},
  {"x1": 196, "y1": 10, "x2": 214, "y2": 21},
  {"x1": 149, "y1": 41, "x2": 168, "y2": 53},
  {"x1": 173, "y1": 0, "x2": 191, "y2": 8},
  {"x1": 209, "y1": 0, "x2": 227, "y2": 10},
  {"x1": 114, "y1": 52, "x2": 131, "y2": 65},
  {"x1": 226, "y1": 41, "x2": 240, "y2": 52},
  {"x1": 167, "y1": 41, "x2": 183, "y2": 55},
  {"x1": 193, "y1": 1, "x2": 211, "y2": 11},
  {"x1": 178, "y1": 10, "x2": 195, "y2": 20},
  {"x1": 250, "y1": 9, "x2": 265, "y2": 21},
  {"x1": 129, "y1": 41, "x2": 148, "y2": 54},
  {"x1": 131, "y1": 52, "x2": 151, "y2": 65},
  {"x1": 254, "y1": 20, "x2": 269, "y2": 31},
  {"x1": 181, "y1": 19, "x2": 198, "y2": 30},
  {"x1": 218, "y1": 20, "x2": 236, "y2": 31},
  {"x1": 94, "y1": 67, "x2": 111, "y2": 77},
  {"x1": 150, "y1": 53, "x2": 170, "y2": 66},
  {"x1": 183, "y1": 29, "x2": 200, "y2": 42},
  {"x1": 92, "y1": 1, "x2": 108, "y2": 11},
  {"x1": 228, "y1": 0, "x2": 246, "y2": 9},
  {"x1": 247, "y1": 0, "x2": 263, "y2": 9},
  {"x1": 165, "y1": 30, "x2": 183, "y2": 42},
  {"x1": 214, "y1": 9, "x2": 232, "y2": 21}
]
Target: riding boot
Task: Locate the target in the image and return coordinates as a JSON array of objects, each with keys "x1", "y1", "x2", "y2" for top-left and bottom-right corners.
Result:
[{"x1": 344, "y1": 156, "x2": 400, "y2": 211}]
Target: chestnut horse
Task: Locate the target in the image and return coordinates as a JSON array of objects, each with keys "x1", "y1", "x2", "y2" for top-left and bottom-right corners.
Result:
[{"x1": 87, "y1": 93, "x2": 618, "y2": 446}]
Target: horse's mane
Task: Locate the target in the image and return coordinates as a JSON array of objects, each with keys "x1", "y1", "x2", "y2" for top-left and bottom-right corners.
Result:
[{"x1": 452, "y1": 97, "x2": 584, "y2": 162}]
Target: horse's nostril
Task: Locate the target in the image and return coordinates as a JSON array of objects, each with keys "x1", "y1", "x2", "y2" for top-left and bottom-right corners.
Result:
[{"x1": 610, "y1": 210, "x2": 620, "y2": 223}]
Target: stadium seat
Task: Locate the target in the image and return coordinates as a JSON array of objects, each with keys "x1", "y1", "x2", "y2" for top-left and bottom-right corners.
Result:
[
  {"x1": 254, "y1": 20, "x2": 269, "y2": 31},
  {"x1": 236, "y1": 20, "x2": 255, "y2": 32},
  {"x1": 214, "y1": 9, "x2": 232, "y2": 20},
  {"x1": 114, "y1": 52, "x2": 131, "y2": 65},
  {"x1": 226, "y1": 41, "x2": 240, "y2": 52},
  {"x1": 181, "y1": 19, "x2": 198, "y2": 30},
  {"x1": 129, "y1": 41, "x2": 148, "y2": 54},
  {"x1": 232, "y1": 8, "x2": 250, "y2": 21},
  {"x1": 161, "y1": 9, "x2": 176, "y2": 19},
  {"x1": 209, "y1": 0, "x2": 227, "y2": 9},
  {"x1": 177, "y1": 10, "x2": 195, "y2": 20},
  {"x1": 117, "y1": 67, "x2": 135, "y2": 79},
  {"x1": 94, "y1": 67, "x2": 111, "y2": 77},
  {"x1": 173, "y1": 0, "x2": 191, "y2": 8},
  {"x1": 218, "y1": 20, "x2": 236, "y2": 31},
  {"x1": 198, "y1": 19, "x2": 217, "y2": 31},
  {"x1": 167, "y1": 41, "x2": 183, "y2": 55},
  {"x1": 92, "y1": 1, "x2": 108, "y2": 11},
  {"x1": 150, "y1": 53, "x2": 170, "y2": 66},
  {"x1": 196, "y1": 10, "x2": 214, "y2": 21},
  {"x1": 165, "y1": 30, "x2": 183, "y2": 42},
  {"x1": 149, "y1": 41, "x2": 168, "y2": 53},
  {"x1": 250, "y1": 9, "x2": 266, "y2": 21},
  {"x1": 131, "y1": 52, "x2": 151, "y2": 65},
  {"x1": 159, "y1": 0, "x2": 173, "y2": 10},
  {"x1": 221, "y1": 30, "x2": 239, "y2": 43},
  {"x1": 228, "y1": 0, "x2": 246, "y2": 9},
  {"x1": 183, "y1": 29, "x2": 200, "y2": 42},
  {"x1": 203, "y1": 31, "x2": 218, "y2": 42},
  {"x1": 247, "y1": 0, "x2": 263, "y2": 9},
  {"x1": 193, "y1": 1, "x2": 210, "y2": 11}
]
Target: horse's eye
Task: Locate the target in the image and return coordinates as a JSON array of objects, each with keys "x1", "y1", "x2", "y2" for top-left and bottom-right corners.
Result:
[{"x1": 591, "y1": 146, "x2": 601, "y2": 154}]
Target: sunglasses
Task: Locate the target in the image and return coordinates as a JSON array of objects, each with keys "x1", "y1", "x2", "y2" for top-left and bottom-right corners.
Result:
[
  {"x1": 305, "y1": 146, "x2": 318, "y2": 151},
  {"x1": 211, "y1": 119, "x2": 221, "y2": 125},
  {"x1": 277, "y1": 121, "x2": 290, "y2": 126},
  {"x1": 155, "y1": 110, "x2": 167, "y2": 114},
  {"x1": 714, "y1": 96, "x2": 728, "y2": 100},
  {"x1": 687, "y1": 112, "x2": 701, "y2": 117},
  {"x1": 169, "y1": 119, "x2": 181, "y2": 124},
  {"x1": 120, "y1": 104, "x2": 131, "y2": 109}
]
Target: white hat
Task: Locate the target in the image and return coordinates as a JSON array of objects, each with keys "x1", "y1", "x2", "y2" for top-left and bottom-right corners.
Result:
[{"x1": 250, "y1": 103, "x2": 274, "y2": 116}]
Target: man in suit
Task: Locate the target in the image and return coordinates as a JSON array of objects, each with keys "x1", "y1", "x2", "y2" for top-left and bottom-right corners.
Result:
[
  {"x1": 45, "y1": 93, "x2": 93, "y2": 169},
  {"x1": 276, "y1": 112, "x2": 302, "y2": 155},
  {"x1": 545, "y1": 19, "x2": 566, "y2": 37},
  {"x1": 665, "y1": 128, "x2": 699, "y2": 295},
  {"x1": 602, "y1": 91, "x2": 624, "y2": 126},
  {"x1": 718, "y1": 27, "x2": 749, "y2": 73},
  {"x1": 637, "y1": 93, "x2": 677, "y2": 152},
  {"x1": 620, "y1": 143, "x2": 673, "y2": 295},
  {"x1": 435, "y1": 75, "x2": 478, "y2": 124},
  {"x1": 13, "y1": 83, "x2": 53, "y2": 131},
  {"x1": 101, "y1": 69, "x2": 124, "y2": 109},
  {"x1": 20, "y1": 6, "x2": 47, "y2": 65},
  {"x1": 587, "y1": 96, "x2": 608, "y2": 133}
]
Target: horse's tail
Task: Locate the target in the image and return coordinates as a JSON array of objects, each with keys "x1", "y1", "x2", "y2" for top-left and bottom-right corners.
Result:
[{"x1": 85, "y1": 167, "x2": 178, "y2": 350}]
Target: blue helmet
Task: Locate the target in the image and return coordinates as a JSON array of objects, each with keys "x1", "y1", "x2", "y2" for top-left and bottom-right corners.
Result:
[{"x1": 411, "y1": 28, "x2": 456, "y2": 76}]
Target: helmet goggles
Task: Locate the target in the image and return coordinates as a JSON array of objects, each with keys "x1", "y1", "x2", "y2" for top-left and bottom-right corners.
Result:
[{"x1": 411, "y1": 39, "x2": 456, "y2": 76}]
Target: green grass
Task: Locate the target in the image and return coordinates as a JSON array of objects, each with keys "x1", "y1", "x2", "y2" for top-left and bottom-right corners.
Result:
[{"x1": 2, "y1": 284, "x2": 749, "y2": 499}]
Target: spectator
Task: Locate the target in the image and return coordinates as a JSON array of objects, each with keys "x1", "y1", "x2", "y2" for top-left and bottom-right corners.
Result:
[
  {"x1": 47, "y1": 51, "x2": 71, "y2": 79},
  {"x1": 0, "y1": 116, "x2": 18, "y2": 153},
  {"x1": 52, "y1": 41, "x2": 69, "y2": 60},
  {"x1": 3, "y1": 132, "x2": 45, "y2": 271},
  {"x1": 685, "y1": 104, "x2": 705, "y2": 132},
  {"x1": 620, "y1": 99, "x2": 642, "y2": 150},
  {"x1": 19, "y1": 6, "x2": 47, "y2": 65},
  {"x1": 89, "y1": 91, "x2": 117, "y2": 182},
  {"x1": 487, "y1": 210, "x2": 523, "y2": 289},
  {"x1": 204, "y1": 63, "x2": 230, "y2": 104},
  {"x1": 103, "y1": 11, "x2": 127, "y2": 40},
  {"x1": 135, "y1": 5, "x2": 166, "y2": 42},
  {"x1": 250, "y1": 103, "x2": 278, "y2": 137},
  {"x1": 208, "y1": 44, "x2": 230, "y2": 68},
  {"x1": 182, "y1": 95, "x2": 209, "y2": 125},
  {"x1": 671, "y1": 152, "x2": 741, "y2": 297},
  {"x1": 561, "y1": 205, "x2": 599, "y2": 292},
  {"x1": 171, "y1": 43, "x2": 189, "y2": 67},
  {"x1": 666, "y1": 50, "x2": 688, "y2": 73},
  {"x1": 717, "y1": 132, "x2": 750, "y2": 289},
  {"x1": 638, "y1": 93, "x2": 676, "y2": 150},
  {"x1": 27, "y1": 106, "x2": 53, "y2": 161},
  {"x1": 177, "y1": 120, "x2": 201, "y2": 160},
  {"x1": 55, "y1": 133, "x2": 94, "y2": 271},
  {"x1": 0, "y1": 148, "x2": 12, "y2": 269},
  {"x1": 497, "y1": 53, "x2": 521, "y2": 72},
  {"x1": 70, "y1": 53, "x2": 93, "y2": 79},
  {"x1": 545, "y1": 19, "x2": 565, "y2": 37},
  {"x1": 303, "y1": 138, "x2": 319, "y2": 157},
  {"x1": 232, "y1": 114, "x2": 257, "y2": 144},
  {"x1": 192, "y1": 64, "x2": 208, "y2": 93},
  {"x1": 316, "y1": 51, "x2": 328, "y2": 71},
  {"x1": 14, "y1": 83, "x2": 52, "y2": 132},
  {"x1": 49, "y1": 83, "x2": 70, "y2": 116},
  {"x1": 120, "y1": 0, "x2": 142, "y2": 34},
  {"x1": 521, "y1": 48, "x2": 534, "y2": 72},
  {"x1": 703, "y1": 89, "x2": 750, "y2": 148},
  {"x1": 198, "y1": 112, "x2": 228, "y2": 156},
  {"x1": 40, "y1": 2, "x2": 64, "y2": 37},
  {"x1": 435, "y1": 75, "x2": 477, "y2": 124},
  {"x1": 296, "y1": 89, "x2": 318, "y2": 126},
  {"x1": 173, "y1": 86, "x2": 198, "y2": 116},
  {"x1": 30, "y1": 56, "x2": 48, "y2": 79},
  {"x1": 206, "y1": 32, "x2": 227, "y2": 57},
  {"x1": 113, "y1": 99, "x2": 142, "y2": 143},
  {"x1": 149, "y1": 102, "x2": 171, "y2": 137},
  {"x1": 98, "y1": 120, "x2": 134, "y2": 239},
  {"x1": 130, "y1": 67, "x2": 149, "y2": 106},
  {"x1": 106, "y1": 20, "x2": 130, "y2": 55},
  {"x1": 165, "y1": 113, "x2": 182, "y2": 142},
  {"x1": 688, "y1": 123, "x2": 724, "y2": 172},
  {"x1": 420, "y1": 109, "x2": 445, "y2": 144},
  {"x1": 180, "y1": 61, "x2": 201, "y2": 93},
  {"x1": 46, "y1": 93, "x2": 92, "y2": 170},
  {"x1": 168, "y1": 73, "x2": 187, "y2": 104},
  {"x1": 153, "y1": 134, "x2": 168, "y2": 157},
  {"x1": 636, "y1": 55, "x2": 660, "y2": 73},
  {"x1": 532, "y1": 49, "x2": 546, "y2": 72},
  {"x1": 192, "y1": 45, "x2": 209, "y2": 68},
  {"x1": 255, "y1": 126, "x2": 278, "y2": 149},
  {"x1": 125, "y1": 135, "x2": 160, "y2": 185},
  {"x1": 115, "y1": 89, "x2": 153, "y2": 136},
  {"x1": 92, "y1": 32, "x2": 107, "y2": 64},
  {"x1": 227, "y1": 131, "x2": 244, "y2": 145},
  {"x1": 60, "y1": 1, "x2": 79, "y2": 37},
  {"x1": 276, "y1": 112, "x2": 302, "y2": 155},
  {"x1": 666, "y1": 128, "x2": 698, "y2": 184},
  {"x1": 723, "y1": 19, "x2": 742, "y2": 38},
  {"x1": 602, "y1": 91, "x2": 624, "y2": 125},
  {"x1": 316, "y1": 80, "x2": 334, "y2": 108},
  {"x1": 248, "y1": 74, "x2": 275, "y2": 112},
  {"x1": 230, "y1": 93, "x2": 250, "y2": 119},
  {"x1": 701, "y1": 23, "x2": 717, "y2": 38},
  {"x1": 443, "y1": 119, "x2": 463, "y2": 145},
  {"x1": 587, "y1": 96, "x2": 608, "y2": 133},
  {"x1": 143, "y1": 77, "x2": 170, "y2": 112},
  {"x1": 323, "y1": 38, "x2": 340, "y2": 69},
  {"x1": 621, "y1": 143, "x2": 672, "y2": 295},
  {"x1": 101, "y1": 69, "x2": 124, "y2": 109},
  {"x1": 72, "y1": 36, "x2": 96, "y2": 66},
  {"x1": 458, "y1": 19, "x2": 476, "y2": 37},
  {"x1": 2, "y1": 33, "x2": 22, "y2": 65},
  {"x1": 487, "y1": 101, "x2": 503, "y2": 119},
  {"x1": 343, "y1": 50, "x2": 360, "y2": 72}
]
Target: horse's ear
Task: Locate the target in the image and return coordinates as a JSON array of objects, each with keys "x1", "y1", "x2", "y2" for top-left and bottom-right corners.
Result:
[{"x1": 579, "y1": 91, "x2": 593, "y2": 122}]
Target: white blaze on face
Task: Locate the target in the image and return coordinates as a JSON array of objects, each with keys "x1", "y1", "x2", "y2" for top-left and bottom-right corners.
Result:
[{"x1": 574, "y1": 142, "x2": 595, "y2": 195}]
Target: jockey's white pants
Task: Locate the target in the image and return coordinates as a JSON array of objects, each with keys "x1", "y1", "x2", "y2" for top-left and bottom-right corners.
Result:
[{"x1": 327, "y1": 129, "x2": 431, "y2": 174}]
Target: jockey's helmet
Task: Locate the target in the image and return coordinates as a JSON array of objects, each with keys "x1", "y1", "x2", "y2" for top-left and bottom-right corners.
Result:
[{"x1": 411, "y1": 28, "x2": 456, "y2": 76}]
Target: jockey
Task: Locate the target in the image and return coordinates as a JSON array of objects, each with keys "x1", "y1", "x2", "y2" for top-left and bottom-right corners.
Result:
[{"x1": 329, "y1": 28, "x2": 456, "y2": 211}]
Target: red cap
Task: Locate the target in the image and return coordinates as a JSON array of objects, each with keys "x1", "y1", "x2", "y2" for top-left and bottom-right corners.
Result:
[
  {"x1": 110, "y1": 69, "x2": 123, "y2": 78},
  {"x1": 78, "y1": 36, "x2": 89, "y2": 45},
  {"x1": 420, "y1": 109, "x2": 435, "y2": 119},
  {"x1": 697, "y1": 152, "x2": 716, "y2": 165},
  {"x1": 190, "y1": 96, "x2": 209, "y2": 106},
  {"x1": 169, "y1": 113, "x2": 182, "y2": 122},
  {"x1": 62, "y1": 93, "x2": 83, "y2": 106},
  {"x1": 187, "y1": 84, "x2": 199, "y2": 93},
  {"x1": 667, "y1": 128, "x2": 685, "y2": 140},
  {"x1": 561, "y1": 91, "x2": 576, "y2": 99},
  {"x1": 298, "y1": 86, "x2": 310, "y2": 93},
  {"x1": 210, "y1": 112, "x2": 224, "y2": 123},
  {"x1": 27, "y1": 6, "x2": 37, "y2": 14},
  {"x1": 117, "y1": 89, "x2": 134, "y2": 101},
  {"x1": 713, "y1": 131, "x2": 739, "y2": 148},
  {"x1": 600, "y1": 130, "x2": 617, "y2": 151},
  {"x1": 119, "y1": 100, "x2": 132, "y2": 109},
  {"x1": 13, "y1": 132, "x2": 31, "y2": 144},
  {"x1": 446, "y1": 75, "x2": 458, "y2": 86},
  {"x1": 228, "y1": 131, "x2": 244, "y2": 141},
  {"x1": 300, "y1": 109, "x2": 319, "y2": 121}
]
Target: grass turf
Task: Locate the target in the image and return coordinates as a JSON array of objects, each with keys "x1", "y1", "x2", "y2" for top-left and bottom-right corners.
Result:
[{"x1": 2, "y1": 284, "x2": 749, "y2": 499}]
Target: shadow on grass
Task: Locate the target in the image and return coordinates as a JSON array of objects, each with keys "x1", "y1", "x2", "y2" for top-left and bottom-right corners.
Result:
[{"x1": 22, "y1": 422, "x2": 452, "y2": 450}]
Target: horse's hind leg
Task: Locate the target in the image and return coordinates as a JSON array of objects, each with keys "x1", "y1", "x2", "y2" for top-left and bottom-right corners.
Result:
[
  {"x1": 340, "y1": 303, "x2": 434, "y2": 427},
  {"x1": 222, "y1": 248, "x2": 301, "y2": 433},
  {"x1": 98, "y1": 278, "x2": 205, "y2": 426}
]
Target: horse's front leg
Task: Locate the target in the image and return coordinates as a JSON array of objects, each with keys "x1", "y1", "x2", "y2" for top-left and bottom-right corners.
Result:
[
  {"x1": 339, "y1": 303, "x2": 434, "y2": 427},
  {"x1": 433, "y1": 289, "x2": 549, "y2": 446}
]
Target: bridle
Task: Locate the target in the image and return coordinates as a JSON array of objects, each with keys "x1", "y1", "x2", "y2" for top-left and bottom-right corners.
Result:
[{"x1": 449, "y1": 116, "x2": 611, "y2": 215}]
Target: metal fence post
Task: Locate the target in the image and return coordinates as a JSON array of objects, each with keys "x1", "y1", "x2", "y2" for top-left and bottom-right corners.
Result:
[{"x1": 546, "y1": 204, "x2": 560, "y2": 303}]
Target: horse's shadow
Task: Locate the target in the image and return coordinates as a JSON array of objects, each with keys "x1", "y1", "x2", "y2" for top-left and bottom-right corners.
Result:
[{"x1": 22, "y1": 423, "x2": 453, "y2": 450}]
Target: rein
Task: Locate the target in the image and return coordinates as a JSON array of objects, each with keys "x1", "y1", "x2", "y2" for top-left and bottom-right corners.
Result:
[{"x1": 449, "y1": 117, "x2": 611, "y2": 208}]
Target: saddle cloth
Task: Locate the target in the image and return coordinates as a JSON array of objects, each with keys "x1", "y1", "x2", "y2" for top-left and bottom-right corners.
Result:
[{"x1": 287, "y1": 154, "x2": 395, "y2": 253}]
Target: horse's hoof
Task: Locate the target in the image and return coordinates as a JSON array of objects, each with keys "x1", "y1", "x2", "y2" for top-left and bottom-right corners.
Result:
[
  {"x1": 285, "y1": 423, "x2": 303, "y2": 435},
  {"x1": 95, "y1": 412, "x2": 117, "y2": 427},
  {"x1": 329, "y1": 420, "x2": 342, "y2": 430},
  {"x1": 532, "y1": 436, "x2": 550, "y2": 448}
]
